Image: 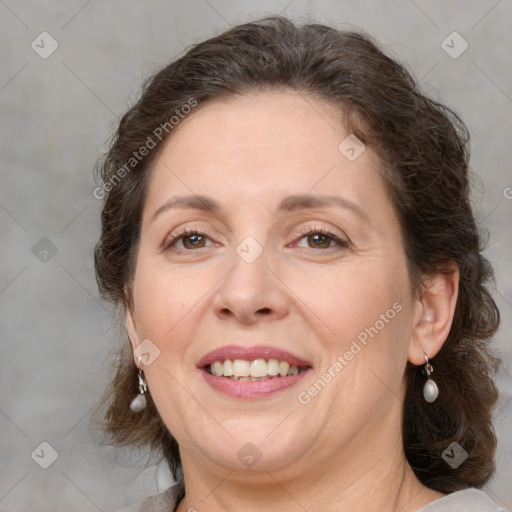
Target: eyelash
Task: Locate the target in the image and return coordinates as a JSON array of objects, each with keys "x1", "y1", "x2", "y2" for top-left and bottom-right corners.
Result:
[
  {"x1": 292, "y1": 225, "x2": 349, "y2": 250},
  {"x1": 163, "y1": 225, "x2": 348, "y2": 253},
  {"x1": 163, "y1": 228, "x2": 211, "y2": 252}
]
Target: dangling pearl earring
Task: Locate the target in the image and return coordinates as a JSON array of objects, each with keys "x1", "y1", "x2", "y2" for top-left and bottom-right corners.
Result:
[
  {"x1": 422, "y1": 353, "x2": 439, "y2": 403},
  {"x1": 130, "y1": 369, "x2": 148, "y2": 412}
]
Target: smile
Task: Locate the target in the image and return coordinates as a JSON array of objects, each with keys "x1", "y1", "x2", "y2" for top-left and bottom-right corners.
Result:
[
  {"x1": 198, "y1": 345, "x2": 313, "y2": 398},
  {"x1": 206, "y1": 358, "x2": 308, "y2": 380}
]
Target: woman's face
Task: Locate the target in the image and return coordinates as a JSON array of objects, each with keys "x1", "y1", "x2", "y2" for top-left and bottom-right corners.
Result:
[{"x1": 126, "y1": 90, "x2": 420, "y2": 476}]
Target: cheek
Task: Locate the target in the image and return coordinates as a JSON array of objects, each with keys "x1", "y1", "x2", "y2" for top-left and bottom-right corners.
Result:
[
  {"x1": 131, "y1": 262, "x2": 208, "y2": 352},
  {"x1": 285, "y1": 262, "x2": 406, "y2": 344}
]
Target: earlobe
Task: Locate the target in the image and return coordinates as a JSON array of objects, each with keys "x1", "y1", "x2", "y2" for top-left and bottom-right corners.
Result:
[{"x1": 407, "y1": 264, "x2": 459, "y2": 365}]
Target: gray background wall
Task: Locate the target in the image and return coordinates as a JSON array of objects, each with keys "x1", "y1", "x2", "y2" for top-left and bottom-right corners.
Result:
[{"x1": 1, "y1": 1, "x2": 511, "y2": 511}]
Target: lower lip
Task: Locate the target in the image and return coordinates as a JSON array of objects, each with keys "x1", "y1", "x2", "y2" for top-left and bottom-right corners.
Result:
[{"x1": 200, "y1": 368, "x2": 311, "y2": 399}]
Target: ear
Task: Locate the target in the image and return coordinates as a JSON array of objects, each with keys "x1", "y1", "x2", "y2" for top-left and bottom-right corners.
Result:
[
  {"x1": 125, "y1": 289, "x2": 142, "y2": 367},
  {"x1": 407, "y1": 263, "x2": 459, "y2": 365}
]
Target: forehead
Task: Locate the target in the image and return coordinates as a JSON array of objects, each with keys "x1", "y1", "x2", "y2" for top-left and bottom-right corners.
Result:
[
  {"x1": 142, "y1": 90, "x2": 390, "y2": 223},
  {"x1": 164, "y1": 91, "x2": 339, "y2": 157}
]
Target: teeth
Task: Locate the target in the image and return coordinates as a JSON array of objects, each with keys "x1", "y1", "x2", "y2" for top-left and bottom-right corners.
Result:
[
  {"x1": 233, "y1": 359, "x2": 250, "y2": 377},
  {"x1": 211, "y1": 361, "x2": 223, "y2": 376},
  {"x1": 208, "y1": 358, "x2": 305, "y2": 378},
  {"x1": 267, "y1": 358, "x2": 279, "y2": 376},
  {"x1": 223, "y1": 359, "x2": 234, "y2": 376},
  {"x1": 250, "y1": 359, "x2": 268, "y2": 377},
  {"x1": 278, "y1": 361, "x2": 290, "y2": 376}
]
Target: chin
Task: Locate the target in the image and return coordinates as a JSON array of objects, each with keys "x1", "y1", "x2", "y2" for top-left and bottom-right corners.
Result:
[{"x1": 192, "y1": 418, "x2": 308, "y2": 472}]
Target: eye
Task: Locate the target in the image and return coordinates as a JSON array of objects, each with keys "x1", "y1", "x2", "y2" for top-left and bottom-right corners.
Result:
[
  {"x1": 294, "y1": 227, "x2": 348, "y2": 250},
  {"x1": 164, "y1": 229, "x2": 213, "y2": 252}
]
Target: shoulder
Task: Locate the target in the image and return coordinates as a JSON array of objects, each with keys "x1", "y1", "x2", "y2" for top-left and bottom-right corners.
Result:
[
  {"x1": 115, "y1": 485, "x2": 508, "y2": 512},
  {"x1": 115, "y1": 480, "x2": 184, "y2": 512},
  {"x1": 417, "y1": 488, "x2": 509, "y2": 512}
]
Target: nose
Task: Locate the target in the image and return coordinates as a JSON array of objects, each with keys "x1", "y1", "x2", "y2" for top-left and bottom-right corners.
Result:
[{"x1": 213, "y1": 247, "x2": 289, "y2": 325}]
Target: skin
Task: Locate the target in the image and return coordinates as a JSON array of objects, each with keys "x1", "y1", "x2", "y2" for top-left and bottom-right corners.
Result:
[{"x1": 126, "y1": 90, "x2": 459, "y2": 512}]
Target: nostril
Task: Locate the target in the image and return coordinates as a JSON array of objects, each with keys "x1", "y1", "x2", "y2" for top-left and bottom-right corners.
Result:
[{"x1": 257, "y1": 308, "x2": 271, "y2": 315}]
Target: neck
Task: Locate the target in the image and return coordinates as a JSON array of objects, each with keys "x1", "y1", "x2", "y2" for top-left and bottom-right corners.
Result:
[
  {"x1": 177, "y1": 456, "x2": 439, "y2": 512},
  {"x1": 176, "y1": 399, "x2": 444, "y2": 512}
]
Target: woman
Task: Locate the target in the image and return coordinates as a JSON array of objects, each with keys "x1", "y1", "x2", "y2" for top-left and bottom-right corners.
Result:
[{"x1": 93, "y1": 16, "x2": 507, "y2": 512}]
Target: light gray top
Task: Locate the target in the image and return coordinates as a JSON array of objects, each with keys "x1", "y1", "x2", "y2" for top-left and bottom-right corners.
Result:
[
  {"x1": 416, "y1": 488, "x2": 508, "y2": 511},
  {"x1": 118, "y1": 484, "x2": 509, "y2": 511}
]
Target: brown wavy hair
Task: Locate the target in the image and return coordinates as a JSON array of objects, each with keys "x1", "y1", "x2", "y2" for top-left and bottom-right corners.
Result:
[{"x1": 93, "y1": 16, "x2": 500, "y2": 492}]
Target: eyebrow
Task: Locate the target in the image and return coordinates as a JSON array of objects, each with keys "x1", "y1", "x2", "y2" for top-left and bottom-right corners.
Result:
[
  {"x1": 278, "y1": 194, "x2": 369, "y2": 223},
  {"x1": 151, "y1": 193, "x2": 369, "y2": 224},
  {"x1": 151, "y1": 195, "x2": 220, "y2": 222}
]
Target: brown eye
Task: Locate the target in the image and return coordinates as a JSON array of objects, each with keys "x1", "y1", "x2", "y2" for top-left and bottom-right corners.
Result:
[
  {"x1": 181, "y1": 233, "x2": 207, "y2": 249},
  {"x1": 306, "y1": 233, "x2": 333, "y2": 249},
  {"x1": 164, "y1": 230, "x2": 214, "y2": 252},
  {"x1": 295, "y1": 228, "x2": 348, "y2": 250}
]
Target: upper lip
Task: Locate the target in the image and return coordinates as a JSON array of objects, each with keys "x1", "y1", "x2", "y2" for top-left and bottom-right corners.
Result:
[{"x1": 197, "y1": 345, "x2": 313, "y2": 368}]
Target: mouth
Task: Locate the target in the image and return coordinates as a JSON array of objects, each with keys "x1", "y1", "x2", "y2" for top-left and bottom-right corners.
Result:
[
  {"x1": 205, "y1": 358, "x2": 309, "y2": 381},
  {"x1": 197, "y1": 345, "x2": 313, "y2": 398}
]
